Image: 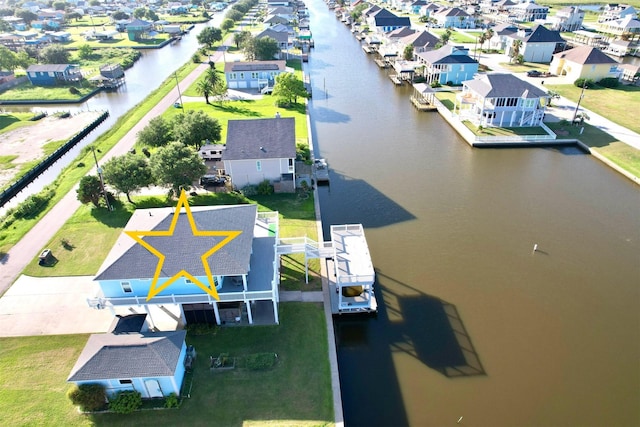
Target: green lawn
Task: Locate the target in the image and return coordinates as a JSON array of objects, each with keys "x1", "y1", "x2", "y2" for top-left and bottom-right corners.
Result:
[
  {"x1": 0, "y1": 303, "x2": 333, "y2": 427},
  {"x1": 0, "y1": 81, "x2": 97, "y2": 101},
  {"x1": 463, "y1": 121, "x2": 549, "y2": 136},
  {"x1": 545, "y1": 84, "x2": 640, "y2": 135},
  {"x1": 0, "y1": 112, "x2": 38, "y2": 133}
]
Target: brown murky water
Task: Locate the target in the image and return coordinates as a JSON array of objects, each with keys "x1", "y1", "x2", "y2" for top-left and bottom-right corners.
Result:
[{"x1": 307, "y1": 1, "x2": 640, "y2": 425}]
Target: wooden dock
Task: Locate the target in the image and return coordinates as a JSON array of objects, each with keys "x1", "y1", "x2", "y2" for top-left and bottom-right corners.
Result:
[
  {"x1": 410, "y1": 96, "x2": 437, "y2": 111},
  {"x1": 362, "y1": 45, "x2": 376, "y2": 54},
  {"x1": 374, "y1": 58, "x2": 389, "y2": 68},
  {"x1": 388, "y1": 74, "x2": 403, "y2": 85}
]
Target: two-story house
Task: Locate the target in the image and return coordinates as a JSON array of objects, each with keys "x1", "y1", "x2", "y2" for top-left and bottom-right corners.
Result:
[
  {"x1": 509, "y1": 0, "x2": 549, "y2": 22},
  {"x1": 223, "y1": 117, "x2": 297, "y2": 192},
  {"x1": 550, "y1": 6, "x2": 585, "y2": 32},
  {"x1": 432, "y1": 7, "x2": 476, "y2": 29},
  {"x1": 224, "y1": 60, "x2": 288, "y2": 91},
  {"x1": 415, "y1": 45, "x2": 479, "y2": 85},
  {"x1": 505, "y1": 25, "x2": 565, "y2": 63},
  {"x1": 455, "y1": 73, "x2": 549, "y2": 127}
]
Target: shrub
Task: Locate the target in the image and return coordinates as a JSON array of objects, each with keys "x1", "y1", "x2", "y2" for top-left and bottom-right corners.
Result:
[
  {"x1": 164, "y1": 393, "x2": 180, "y2": 408},
  {"x1": 245, "y1": 352, "x2": 277, "y2": 370},
  {"x1": 67, "y1": 383, "x2": 107, "y2": 412},
  {"x1": 430, "y1": 81, "x2": 441, "y2": 88},
  {"x1": 69, "y1": 86, "x2": 80, "y2": 95},
  {"x1": 256, "y1": 179, "x2": 274, "y2": 195},
  {"x1": 192, "y1": 53, "x2": 201, "y2": 63},
  {"x1": 597, "y1": 77, "x2": 619, "y2": 88},
  {"x1": 13, "y1": 186, "x2": 55, "y2": 219},
  {"x1": 574, "y1": 78, "x2": 594, "y2": 88},
  {"x1": 109, "y1": 390, "x2": 142, "y2": 414},
  {"x1": 241, "y1": 184, "x2": 258, "y2": 196}
]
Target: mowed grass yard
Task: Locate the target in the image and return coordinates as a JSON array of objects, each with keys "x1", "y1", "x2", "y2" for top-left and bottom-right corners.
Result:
[{"x1": 0, "y1": 303, "x2": 333, "y2": 427}]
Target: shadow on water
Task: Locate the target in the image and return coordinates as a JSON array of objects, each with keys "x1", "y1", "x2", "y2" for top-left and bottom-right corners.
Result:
[
  {"x1": 308, "y1": 104, "x2": 349, "y2": 123},
  {"x1": 376, "y1": 270, "x2": 486, "y2": 378},
  {"x1": 316, "y1": 170, "x2": 415, "y2": 231}
]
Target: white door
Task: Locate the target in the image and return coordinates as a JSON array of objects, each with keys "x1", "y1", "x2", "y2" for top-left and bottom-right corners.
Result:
[{"x1": 144, "y1": 379, "x2": 163, "y2": 398}]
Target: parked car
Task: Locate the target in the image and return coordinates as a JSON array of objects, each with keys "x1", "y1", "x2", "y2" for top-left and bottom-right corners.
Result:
[
  {"x1": 200, "y1": 175, "x2": 226, "y2": 186},
  {"x1": 526, "y1": 70, "x2": 542, "y2": 77}
]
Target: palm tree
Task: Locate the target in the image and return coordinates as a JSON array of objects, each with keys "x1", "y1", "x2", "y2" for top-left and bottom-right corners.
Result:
[
  {"x1": 205, "y1": 68, "x2": 220, "y2": 86},
  {"x1": 196, "y1": 79, "x2": 213, "y2": 104},
  {"x1": 510, "y1": 39, "x2": 522, "y2": 63},
  {"x1": 477, "y1": 33, "x2": 486, "y2": 60},
  {"x1": 484, "y1": 28, "x2": 494, "y2": 51}
]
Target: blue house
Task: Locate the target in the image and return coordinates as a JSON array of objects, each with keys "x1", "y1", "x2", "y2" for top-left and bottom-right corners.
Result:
[
  {"x1": 415, "y1": 45, "x2": 478, "y2": 85},
  {"x1": 67, "y1": 329, "x2": 188, "y2": 398},
  {"x1": 367, "y1": 8, "x2": 411, "y2": 33},
  {"x1": 89, "y1": 201, "x2": 282, "y2": 326},
  {"x1": 224, "y1": 60, "x2": 288, "y2": 90},
  {"x1": 26, "y1": 64, "x2": 82, "y2": 86}
]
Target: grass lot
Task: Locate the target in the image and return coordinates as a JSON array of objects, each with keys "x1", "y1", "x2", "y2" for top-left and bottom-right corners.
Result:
[
  {"x1": 545, "y1": 84, "x2": 640, "y2": 135},
  {"x1": 0, "y1": 112, "x2": 38, "y2": 133},
  {"x1": 0, "y1": 81, "x2": 97, "y2": 101},
  {"x1": 463, "y1": 121, "x2": 549, "y2": 136},
  {"x1": 497, "y1": 61, "x2": 548, "y2": 73},
  {"x1": 428, "y1": 28, "x2": 476, "y2": 44},
  {"x1": 22, "y1": 191, "x2": 321, "y2": 290},
  {"x1": 0, "y1": 303, "x2": 333, "y2": 427}
]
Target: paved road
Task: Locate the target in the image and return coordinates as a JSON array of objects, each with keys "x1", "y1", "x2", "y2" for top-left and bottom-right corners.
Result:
[{"x1": 0, "y1": 52, "x2": 223, "y2": 296}]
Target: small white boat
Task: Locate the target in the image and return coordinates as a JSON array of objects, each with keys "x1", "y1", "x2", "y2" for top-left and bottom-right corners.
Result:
[{"x1": 313, "y1": 158, "x2": 329, "y2": 182}]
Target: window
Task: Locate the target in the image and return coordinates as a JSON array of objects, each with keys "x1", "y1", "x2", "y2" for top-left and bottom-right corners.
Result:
[
  {"x1": 288, "y1": 158, "x2": 294, "y2": 172},
  {"x1": 229, "y1": 72, "x2": 237, "y2": 80},
  {"x1": 185, "y1": 278, "x2": 193, "y2": 284},
  {"x1": 251, "y1": 72, "x2": 258, "y2": 79},
  {"x1": 506, "y1": 97, "x2": 518, "y2": 107},
  {"x1": 256, "y1": 160, "x2": 262, "y2": 171},
  {"x1": 239, "y1": 72, "x2": 244, "y2": 79},
  {"x1": 496, "y1": 98, "x2": 505, "y2": 107},
  {"x1": 119, "y1": 379, "x2": 132, "y2": 384},
  {"x1": 121, "y1": 281, "x2": 132, "y2": 293}
]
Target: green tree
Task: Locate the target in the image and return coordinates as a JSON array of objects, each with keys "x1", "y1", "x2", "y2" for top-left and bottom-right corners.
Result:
[
  {"x1": 351, "y1": 3, "x2": 367, "y2": 22},
  {"x1": 150, "y1": 142, "x2": 207, "y2": 196},
  {"x1": 133, "y1": 7, "x2": 146, "y2": 19},
  {"x1": 197, "y1": 26, "x2": 222, "y2": 49},
  {"x1": 172, "y1": 110, "x2": 222, "y2": 150},
  {"x1": 272, "y1": 72, "x2": 309, "y2": 106},
  {"x1": 52, "y1": 1, "x2": 67, "y2": 10},
  {"x1": 510, "y1": 39, "x2": 522, "y2": 63},
  {"x1": 15, "y1": 50, "x2": 33, "y2": 69},
  {"x1": 204, "y1": 67, "x2": 221, "y2": 86},
  {"x1": 77, "y1": 44, "x2": 93, "y2": 60},
  {"x1": 65, "y1": 11, "x2": 82, "y2": 22},
  {"x1": 111, "y1": 11, "x2": 129, "y2": 20},
  {"x1": 146, "y1": 9, "x2": 159, "y2": 22},
  {"x1": 15, "y1": 10, "x2": 38, "y2": 24},
  {"x1": 226, "y1": 9, "x2": 243, "y2": 22},
  {"x1": 67, "y1": 383, "x2": 107, "y2": 412},
  {"x1": 0, "y1": 46, "x2": 18, "y2": 71},
  {"x1": 136, "y1": 116, "x2": 173, "y2": 147},
  {"x1": 196, "y1": 78, "x2": 213, "y2": 104},
  {"x1": 234, "y1": 30, "x2": 251, "y2": 49},
  {"x1": 484, "y1": 28, "x2": 494, "y2": 51},
  {"x1": 221, "y1": 18, "x2": 234, "y2": 32},
  {"x1": 40, "y1": 44, "x2": 70, "y2": 64},
  {"x1": 403, "y1": 43, "x2": 414, "y2": 61},
  {"x1": 211, "y1": 79, "x2": 228, "y2": 103},
  {"x1": 244, "y1": 36, "x2": 279, "y2": 61},
  {"x1": 440, "y1": 29, "x2": 452, "y2": 46},
  {"x1": 77, "y1": 175, "x2": 103, "y2": 208},
  {"x1": 102, "y1": 154, "x2": 154, "y2": 204}
]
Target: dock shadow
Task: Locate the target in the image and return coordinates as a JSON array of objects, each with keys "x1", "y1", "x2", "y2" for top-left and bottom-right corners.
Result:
[{"x1": 376, "y1": 270, "x2": 486, "y2": 378}]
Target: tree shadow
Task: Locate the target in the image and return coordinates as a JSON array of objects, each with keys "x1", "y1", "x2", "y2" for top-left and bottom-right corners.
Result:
[
  {"x1": 210, "y1": 103, "x2": 262, "y2": 117},
  {"x1": 0, "y1": 251, "x2": 8, "y2": 265}
]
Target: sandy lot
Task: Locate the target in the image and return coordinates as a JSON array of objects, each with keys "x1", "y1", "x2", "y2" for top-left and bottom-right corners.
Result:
[{"x1": 0, "y1": 111, "x2": 104, "y2": 188}]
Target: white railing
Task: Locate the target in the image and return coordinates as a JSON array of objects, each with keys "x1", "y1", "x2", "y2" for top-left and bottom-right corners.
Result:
[
  {"x1": 336, "y1": 274, "x2": 376, "y2": 286},
  {"x1": 277, "y1": 236, "x2": 333, "y2": 257},
  {"x1": 94, "y1": 289, "x2": 276, "y2": 307}
]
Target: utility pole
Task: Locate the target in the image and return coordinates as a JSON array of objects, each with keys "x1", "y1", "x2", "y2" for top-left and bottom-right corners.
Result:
[
  {"x1": 174, "y1": 72, "x2": 183, "y2": 108},
  {"x1": 572, "y1": 81, "x2": 587, "y2": 123},
  {"x1": 91, "y1": 146, "x2": 112, "y2": 211}
]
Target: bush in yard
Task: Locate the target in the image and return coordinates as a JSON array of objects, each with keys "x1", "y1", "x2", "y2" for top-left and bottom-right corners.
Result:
[
  {"x1": 109, "y1": 390, "x2": 142, "y2": 414},
  {"x1": 257, "y1": 179, "x2": 274, "y2": 195},
  {"x1": 597, "y1": 77, "x2": 619, "y2": 88},
  {"x1": 241, "y1": 184, "x2": 258, "y2": 196},
  {"x1": 574, "y1": 78, "x2": 594, "y2": 88},
  {"x1": 67, "y1": 383, "x2": 107, "y2": 412},
  {"x1": 69, "y1": 86, "x2": 80, "y2": 95},
  {"x1": 192, "y1": 53, "x2": 201, "y2": 63},
  {"x1": 13, "y1": 186, "x2": 55, "y2": 219},
  {"x1": 164, "y1": 393, "x2": 180, "y2": 408}
]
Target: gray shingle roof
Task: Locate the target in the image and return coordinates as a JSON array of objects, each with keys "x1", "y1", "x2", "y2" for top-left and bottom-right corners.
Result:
[
  {"x1": 401, "y1": 30, "x2": 440, "y2": 48},
  {"x1": 553, "y1": 45, "x2": 617, "y2": 65},
  {"x1": 223, "y1": 118, "x2": 296, "y2": 161},
  {"x1": 374, "y1": 16, "x2": 412, "y2": 27},
  {"x1": 224, "y1": 61, "x2": 286, "y2": 73},
  {"x1": 95, "y1": 204, "x2": 257, "y2": 281},
  {"x1": 464, "y1": 73, "x2": 549, "y2": 99},
  {"x1": 67, "y1": 331, "x2": 186, "y2": 382},
  {"x1": 512, "y1": 25, "x2": 565, "y2": 43},
  {"x1": 256, "y1": 28, "x2": 289, "y2": 43},
  {"x1": 26, "y1": 64, "x2": 75, "y2": 72},
  {"x1": 416, "y1": 45, "x2": 477, "y2": 64}
]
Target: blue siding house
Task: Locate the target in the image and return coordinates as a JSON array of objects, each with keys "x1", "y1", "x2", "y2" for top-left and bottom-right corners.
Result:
[
  {"x1": 415, "y1": 45, "x2": 479, "y2": 85},
  {"x1": 90, "y1": 200, "x2": 281, "y2": 326},
  {"x1": 224, "y1": 60, "x2": 288, "y2": 90},
  {"x1": 67, "y1": 330, "x2": 188, "y2": 398},
  {"x1": 26, "y1": 64, "x2": 82, "y2": 86}
]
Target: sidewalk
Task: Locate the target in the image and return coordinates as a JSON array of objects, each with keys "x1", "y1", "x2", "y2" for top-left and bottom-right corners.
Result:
[
  {"x1": 0, "y1": 54, "x2": 223, "y2": 297},
  {"x1": 477, "y1": 52, "x2": 640, "y2": 150}
]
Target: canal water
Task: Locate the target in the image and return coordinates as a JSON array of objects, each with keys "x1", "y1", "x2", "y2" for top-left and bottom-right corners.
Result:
[{"x1": 305, "y1": 0, "x2": 640, "y2": 426}]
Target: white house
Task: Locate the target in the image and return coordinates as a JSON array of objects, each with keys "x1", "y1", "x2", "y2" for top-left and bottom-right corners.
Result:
[
  {"x1": 598, "y1": 4, "x2": 637, "y2": 23},
  {"x1": 432, "y1": 7, "x2": 476, "y2": 29},
  {"x1": 505, "y1": 25, "x2": 565, "y2": 63},
  {"x1": 223, "y1": 117, "x2": 296, "y2": 192},
  {"x1": 550, "y1": 6, "x2": 585, "y2": 32},
  {"x1": 455, "y1": 73, "x2": 549, "y2": 127},
  {"x1": 509, "y1": 0, "x2": 549, "y2": 22}
]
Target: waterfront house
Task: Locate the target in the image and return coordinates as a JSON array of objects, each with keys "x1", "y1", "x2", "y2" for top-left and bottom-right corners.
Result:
[
  {"x1": 505, "y1": 25, "x2": 565, "y2": 63},
  {"x1": 398, "y1": 30, "x2": 440, "y2": 58},
  {"x1": 454, "y1": 73, "x2": 549, "y2": 127},
  {"x1": 368, "y1": 9, "x2": 412, "y2": 33},
  {"x1": 126, "y1": 18, "x2": 153, "y2": 41},
  {"x1": 549, "y1": 45, "x2": 621, "y2": 82},
  {"x1": 509, "y1": 0, "x2": 549, "y2": 22},
  {"x1": 223, "y1": 60, "x2": 288, "y2": 90},
  {"x1": 26, "y1": 64, "x2": 82, "y2": 86},
  {"x1": 597, "y1": 4, "x2": 637, "y2": 23},
  {"x1": 598, "y1": 15, "x2": 640, "y2": 36},
  {"x1": 90, "y1": 201, "x2": 281, "y2": 326},
  {"x1": 550, "y1": 6, "x2": 585, "y2": 32},
  {"x1": 223, "y1": 117, "x2": 296, "y2": 192},
  {"x1": 255, "y1": 28, "x2": 290, "y2": 58},
  {"x1": 488, "y1": 23, "x2": 518, "y2": 50},
  {"x1": 606, "y1": 39, "x2": 639, "y2": 57},
  {"x1": 67, "y1": 330, "x2": 187, "y2": 398},
  {"x1": 432, "y1": 7, "x2": 476, "y2": 29},
  {"x1": 415, "y1": 45, "x2": 479, "y2": 85}
]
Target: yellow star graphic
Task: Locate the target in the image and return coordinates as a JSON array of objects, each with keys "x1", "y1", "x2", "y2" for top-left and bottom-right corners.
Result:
[{"x1": 125, "y1": 189, "x2": 241, "y2": 301}]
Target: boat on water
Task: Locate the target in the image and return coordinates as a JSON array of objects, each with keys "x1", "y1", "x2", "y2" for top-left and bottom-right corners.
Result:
[
  {"x1": 313, "y1": 158, "x2": 329, "y2": 183},
  {"x1": 329, "y1": 224, "x2": 377, "y2": 314}
]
